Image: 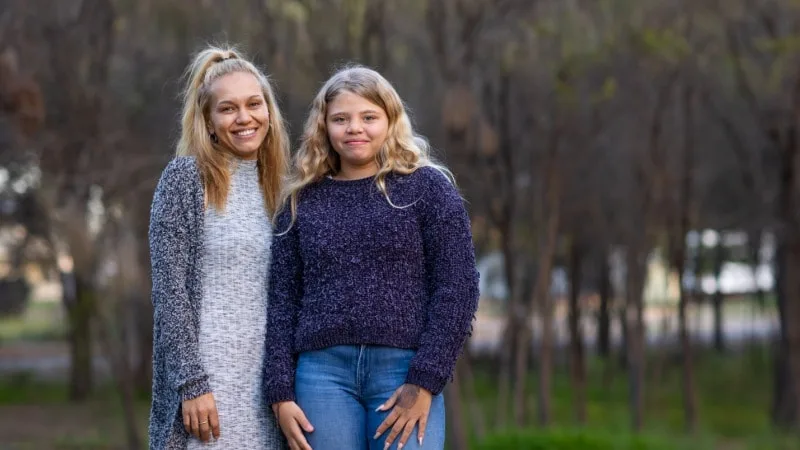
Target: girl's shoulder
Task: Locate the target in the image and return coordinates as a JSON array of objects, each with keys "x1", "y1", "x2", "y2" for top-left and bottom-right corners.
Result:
[{"x1": 397, "y1": 165, "x2": 457, "y2": 194}]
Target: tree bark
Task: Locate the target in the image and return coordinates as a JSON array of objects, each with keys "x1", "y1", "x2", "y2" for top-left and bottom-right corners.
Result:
[
  {"x1": 66, "y1": 272, "x2": 94, "y2": 401},
  {"x1": 444, "y1": 380, "x2": 469, "y2": 450},
  {"x1": 676, "y1": 83, "x2": 698, "y2": 432},
  {"x1": 568, "y1": 242, "x2": 587, "y2": 424},
  {"x1": 597, "y1": 249, "x2": 612, "y2": 359},
  {"x1": 625, "y1": 248, "x2": 646, "y2": 432},
  {"x1": 711, "y1": 239, "x2": 725, "y2": 353},
  {"x1": 772, "y1": 242, "x2": 798, "y2": 427}
]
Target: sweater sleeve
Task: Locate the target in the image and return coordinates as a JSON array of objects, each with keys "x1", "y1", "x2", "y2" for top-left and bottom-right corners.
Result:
[
  {"x1": 405, "y1": 168, "x2": 480, "y2": 395},
  {"x1": 264, "y1": 207, "x2": 303, "y2": 405},
  {"x1": 149, "y1": 159, "x2": 211, "y2": 401}
]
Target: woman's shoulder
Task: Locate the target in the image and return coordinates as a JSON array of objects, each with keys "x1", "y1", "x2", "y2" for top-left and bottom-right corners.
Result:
[
  {"x1": 155, "y1": 156, "x2": 200, "y2": 192},
  {"x1": 162, "y1": 156, "x2": 199, "y2": 180}
]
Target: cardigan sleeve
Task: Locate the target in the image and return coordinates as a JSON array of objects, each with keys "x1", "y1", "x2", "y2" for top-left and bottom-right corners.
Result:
[
  {"x1": 405, "y1": 168, "x2": 480, "y2": 395},
  {"x1": 263, "y1": 206, "x2": 303, "y2": 405},
  {"x1": 149, "y1": 158, "x2": 211, "y2": 401}
]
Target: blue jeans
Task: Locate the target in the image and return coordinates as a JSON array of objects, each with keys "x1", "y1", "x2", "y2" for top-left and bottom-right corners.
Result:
[{"x1": 295, "y1": 345, "x2": 446, "y2": 450}]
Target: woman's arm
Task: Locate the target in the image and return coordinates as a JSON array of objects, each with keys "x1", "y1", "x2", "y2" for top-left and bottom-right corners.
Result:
[{"x1": 149, "y1": 158, "x2": 211, "y2": 401}]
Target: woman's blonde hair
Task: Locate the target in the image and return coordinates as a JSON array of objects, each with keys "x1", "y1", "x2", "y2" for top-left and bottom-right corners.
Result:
[
  {"x1": 176, "y1": 44, "x2": 289, "y2": 218},
  {"x1": 280, "y1": 65, "x2": 453, "y2": 223}
]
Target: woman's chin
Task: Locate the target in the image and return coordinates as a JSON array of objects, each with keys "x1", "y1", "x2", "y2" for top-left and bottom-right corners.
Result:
[{"x1": 229, "y1": 145, "x2": 261, "y2": 160}]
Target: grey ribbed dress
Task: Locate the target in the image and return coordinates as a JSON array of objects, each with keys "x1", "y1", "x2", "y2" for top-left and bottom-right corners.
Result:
[{"x1": 187, "y1": 158, "x2": 282, "y2": 449}]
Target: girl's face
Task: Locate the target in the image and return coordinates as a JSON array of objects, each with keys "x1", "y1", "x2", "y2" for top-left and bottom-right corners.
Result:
[
  {"x1": 208, "y1": 71, "x2": 270, "y2": 160},
  {"x1": 326, "y1": 91, "x2": 389, "y2": 177}
]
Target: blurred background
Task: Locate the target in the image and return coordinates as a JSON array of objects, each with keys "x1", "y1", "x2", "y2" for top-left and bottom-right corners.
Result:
[{"x1": 1, "y1": 0, "x2": 800, "y2": 449}]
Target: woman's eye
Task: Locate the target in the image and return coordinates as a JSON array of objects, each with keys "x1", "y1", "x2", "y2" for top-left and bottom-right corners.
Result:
[
  {"x1": 332, "y1": 117, "x2": 345, "y2": 123},
  {"x1": 249, "y1": 101, "x2": 262, "y2": 108}
]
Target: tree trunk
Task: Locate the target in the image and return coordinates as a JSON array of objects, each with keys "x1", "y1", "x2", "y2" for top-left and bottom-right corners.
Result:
[
  {"x1": 445, "y1": 379, "x2": 469, "y2": 450},
  {"x1": 597, "y1": 249, "x2": 612, "y2": 359},
  {"x1": 66, "y1": 272, "x2": 94, "y2": 401},
  {"x1": 711, "y1": 240, "x2": 725, "y2": 352},
  {"x1": 625, "y1": 248, "x2": 646, "y2": 432},
  {"x1": 781, "y1": 237, "x2": 800, "y2": 430},
  {"x1": 533, "y1": 179, "x2": 561, "y2": 428},
  {"x1": 134, "y1": 297, "x2": 153, "y2": 393},
  {"x1": 457, "y1": 347, "x2": 486, "y2": 440},
  {"x1": 568, "y1": 243, "x2": 587, "y2": 424},
  {"x1": 676, "y1": 83, "x2": 698, "y2": 433},
  {"x1": 495, "y1": 223, "x2": 518, "y2": 429},
  {"x1": 677, "y1": 271, "x2": 698, "y2": 432},
  {"x1": 772, "y1": 242, "x2": 798, "y2": 427}
]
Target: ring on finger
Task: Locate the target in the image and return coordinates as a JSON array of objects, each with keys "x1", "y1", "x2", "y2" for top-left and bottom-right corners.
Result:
[{"x1": 199, "y1": 420, "x2": 208, "y2": 425}]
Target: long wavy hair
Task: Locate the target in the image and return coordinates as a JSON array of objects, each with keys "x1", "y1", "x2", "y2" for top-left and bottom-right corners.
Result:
[
  {"x1": 176, "y1": 44, "x2": 289, "y2": 217},
  {"x1": 280, "y1": 65, "x2": 453, "y2": 225}
]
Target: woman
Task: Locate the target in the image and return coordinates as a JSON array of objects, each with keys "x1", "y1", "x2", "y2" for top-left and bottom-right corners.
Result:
[
  {"x1": 264, "y1": 66, "x2": 480, "y2": 450},
  {"x1": 148, "y1": 45, "x2": 289, "y2": 449}
]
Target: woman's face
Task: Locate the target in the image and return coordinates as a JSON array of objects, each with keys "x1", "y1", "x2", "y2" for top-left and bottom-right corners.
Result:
[
  {"x1": 326, "y1": 91, "x2": 389, "y2": 176},
  {"x1": 208, "y1": 71, "x2": 270, "y2": 160}
]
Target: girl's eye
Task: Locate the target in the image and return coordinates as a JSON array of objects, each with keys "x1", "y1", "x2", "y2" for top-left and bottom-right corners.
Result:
[
  {"x1": 365, "y1": 115, "x2": 377, "y2": 121},
  {"x1": 332, "y1": 117, "x2": 345, "y2": 123},
  {"x1": 249, "y1": 101, "x2": 262, "y2": 108}
]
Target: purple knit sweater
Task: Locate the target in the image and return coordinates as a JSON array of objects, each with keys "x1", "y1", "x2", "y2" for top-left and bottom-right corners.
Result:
[{"x1": 263, "y1": 166, "x2": 480, "y2": 405}]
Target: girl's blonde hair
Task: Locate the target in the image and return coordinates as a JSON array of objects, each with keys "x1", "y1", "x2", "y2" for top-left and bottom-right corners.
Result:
[
  {"x1": 176, "y1": 44, "x2": 289, "y2": 217},
  {"x1": 281, "y1": 65, "x2": 453, "y2": 223}
]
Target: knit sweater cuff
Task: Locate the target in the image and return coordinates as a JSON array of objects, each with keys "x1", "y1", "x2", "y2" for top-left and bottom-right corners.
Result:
[
  {"x1": 179, "y1": 377, "x2": 212, "y2": 402},
  {"x1": 264, "y1": 388, "x2": 296, "y2": 406},
  {"x1": 405, "y1": 368, "x2": 447, "y2": 396}
]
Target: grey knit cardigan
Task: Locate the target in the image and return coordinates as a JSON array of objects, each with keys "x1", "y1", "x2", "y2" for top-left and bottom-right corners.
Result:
[{"x1": 148, "y1": 157, "x2": 213, "y2": 449}]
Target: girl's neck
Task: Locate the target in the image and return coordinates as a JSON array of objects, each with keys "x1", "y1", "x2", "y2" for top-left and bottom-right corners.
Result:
[{"x1": 333, "y1": 162, "x2": 379, "y2": 181}]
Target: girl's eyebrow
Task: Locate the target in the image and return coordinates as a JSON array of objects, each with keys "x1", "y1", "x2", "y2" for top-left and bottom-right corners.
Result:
[{"x1": 328, "y1": 109, "x2": 382, "y2": 116}]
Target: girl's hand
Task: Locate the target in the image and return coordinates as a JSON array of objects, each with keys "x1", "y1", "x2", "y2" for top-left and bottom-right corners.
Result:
[
  {"x1": 182, "y1": 393, "x2": 220, "y2": 442},
  {"x1": 374, "y1": 384, "x2": 432, "y2": 449},
  {"x1": 274, "y1": 401, "x2": 314, "y2": 450}
]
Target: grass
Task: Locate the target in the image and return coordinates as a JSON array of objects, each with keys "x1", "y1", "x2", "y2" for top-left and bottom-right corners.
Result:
[
  {"x1": 1, "y1": 374, "x2": 150, "y2": 450},
  {"x1": 0, "y1": 301, "x2": 66, "y2": 343},
  {"x1": 468, "y1": 346, "x2": 800, "y2": 449},
  {"x1": 0, "y1": 337, "x2": 798, "y2": 448}
]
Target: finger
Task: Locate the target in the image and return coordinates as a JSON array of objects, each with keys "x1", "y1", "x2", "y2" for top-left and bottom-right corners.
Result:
[
  {"x1": 183, "y1": 410, "x2": 191, "y2": 434},
  {"x1": 288, "y1": 439, "x2": 300, "y2": 450},
  {"x1": 295, "y1": 408, "x2": 315, "y2": 433},
  {"x1": 199, "y1": 417, "x2": 211, "y2": 442},
  {"x1": 377, "y1": 388, "x2": 401, "y2": 412},
  {"x1": 290, "y1": 422, "x2": 313, "y2": 450},
  {"x1": 209, "y1": 407, "x2": 221, "y2": 439},
  {"x1": 190, "y1": 412, "x2": 200, "y2": 439},
  {"x1": 374, "y1": 409, "x2": 401, "y2": 438},
  {"x1": 397, "y1": 419, "x2": 417, "y2": 449},
  {"x1": 384, "y1": 417, "x2": 409, "y2": 450},
  {"x1": 417, "y1": 413, "x2": 428, "y2": 446}
]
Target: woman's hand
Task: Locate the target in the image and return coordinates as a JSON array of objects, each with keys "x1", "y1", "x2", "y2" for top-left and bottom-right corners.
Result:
[
  {"x1": 182, "y1": 393, "x2": 220, "y2": 442},
  {"x1": 273, "y1": 401, "x2": 314, "y2": 450},
  {"x1": 374, "y1": 384, "x2": 432, "y2": 449}
]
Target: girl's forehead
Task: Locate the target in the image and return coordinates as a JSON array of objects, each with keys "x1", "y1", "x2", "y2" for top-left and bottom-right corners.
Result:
[{"x1": 327, "y1": 91, "x2": 385, "y2": 112}]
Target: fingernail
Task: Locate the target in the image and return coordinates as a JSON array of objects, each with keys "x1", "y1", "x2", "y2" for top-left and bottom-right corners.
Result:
[
  {"x1": 373, "y1": 432, "x2": 380, "y2": 440},
  {"x1": 383, "y1": 443, "x2": 390, "y2": 450},
  {"x1": 399, "y1": 444, "x2": 404, "y2": 450},
  {"x1": 419, "y1": 436, "x2": 423, "y2": 445},
  {"x1": 375, "y1": 404, "x2": 383, "y2": 411}
]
